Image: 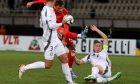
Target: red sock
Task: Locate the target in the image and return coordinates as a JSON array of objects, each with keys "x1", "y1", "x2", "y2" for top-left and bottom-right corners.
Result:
[{"x1": 68, "y1": 51, "x2": 74, "y2": 68}]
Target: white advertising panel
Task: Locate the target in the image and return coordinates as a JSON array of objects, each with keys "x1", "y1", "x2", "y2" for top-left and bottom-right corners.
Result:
[
  {"x1": 0, "y1": 35, "x2": 44, "y2": 52},
  {"x1": 0, "y1": 35, "x2": 136, "y2": 55},
  {"x1": 74, "y1": 38, "x2": 136, "y2": 56}
]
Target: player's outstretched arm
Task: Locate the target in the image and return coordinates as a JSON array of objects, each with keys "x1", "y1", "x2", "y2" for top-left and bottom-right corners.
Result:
[
  {"x1": 26, "y1": 1, "x2": 34, "y2": 8},
  {"x1": 70, "y1": 50, "x2": 84, "y2": 65},
  {"x1": 26, "y1": 0, "x2": 45, "y2": 8},
  {"x1": 90, "y1": 25, "x2": 108, "y2": 45},
  {"x1": 74, "y1": 57, "x2": 84, "y2": 65}
]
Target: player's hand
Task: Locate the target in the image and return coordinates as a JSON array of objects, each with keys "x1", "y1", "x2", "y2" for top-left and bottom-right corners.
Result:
[
  {"x1": 90, "y1": 25, "x2": 98, "y2": 31},
  {"x1": 26, "y1": 2, "x2": 34, "y2": 8}
]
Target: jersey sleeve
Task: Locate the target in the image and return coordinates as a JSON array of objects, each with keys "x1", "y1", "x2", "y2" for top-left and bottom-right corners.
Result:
[
  {"x1": 81, "y1": 54, "x2": 90, "y2": 63},
  {"x1": 33, "y1": 0, "x2": 45, "y2": 5}
]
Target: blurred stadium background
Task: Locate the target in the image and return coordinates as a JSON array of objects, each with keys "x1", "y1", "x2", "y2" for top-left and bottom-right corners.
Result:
[
  {"x1": 0, "y1": 0, "x2": 140, "y2": 38},
  {"x1": 0, "y1": 0, "x2": 140, "y2": 84}
]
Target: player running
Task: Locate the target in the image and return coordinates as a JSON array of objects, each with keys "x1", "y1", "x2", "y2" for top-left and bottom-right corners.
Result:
[
  {"x1": 26, "y1": 0, "x2": 88, "y2": 78},
  {"x1": 19, "y1": 0, "x2": 75, "y2": 84},
  {"x1": 74, "y1": 25, "x2": 122, "y2": 83}
]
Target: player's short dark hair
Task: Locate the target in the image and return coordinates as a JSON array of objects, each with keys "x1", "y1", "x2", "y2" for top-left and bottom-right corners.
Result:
[
  {"x1": 55, "y1": 0, "x2": 64, "y2": 6},
  {"x1": 94, "y1": 40, "x2": 101, "y2": 44}
]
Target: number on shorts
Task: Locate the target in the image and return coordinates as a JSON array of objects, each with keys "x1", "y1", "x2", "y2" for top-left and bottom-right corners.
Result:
[{"x1": 50, "y1": 46, "x2": 53, "y2": 56}]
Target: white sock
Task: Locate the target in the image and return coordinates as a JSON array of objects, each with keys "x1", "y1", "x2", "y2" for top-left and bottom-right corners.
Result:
[
  {"x1": 97, "y1": 77, "x2": 113, "y2": 83},
  {"x1": 77, "y1": 34, "x2": 81, "y2": 37},
  {"x1": 24, "y1": 61, "x2": 45, "y2": 71},
  {"x1": 61, "y1": 63, "x2": 73, "y2": 83},
  {"x1": 91, "y1": 67, "x2": 99, "y2": 77}
]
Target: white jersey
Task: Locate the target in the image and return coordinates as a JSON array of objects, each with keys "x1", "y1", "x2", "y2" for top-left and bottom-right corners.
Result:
[
  {"x1": 40, "y1": 5, "x2": 62, "y2": 42},
  {"x1": 82, "y1": 47, "x2": 111, "y2": 67}
]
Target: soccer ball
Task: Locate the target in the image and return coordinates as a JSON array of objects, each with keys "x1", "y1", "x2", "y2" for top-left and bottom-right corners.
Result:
[{"x1": 63, "y1": 15, "x2": 74, "y2": 24}]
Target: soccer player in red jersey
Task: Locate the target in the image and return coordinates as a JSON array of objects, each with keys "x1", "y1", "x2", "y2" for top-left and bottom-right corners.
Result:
[
  {"x1": 27, "y1": 0, "x2": 81, "y2": 39},
  {"x1": 57, "y1": 26, "x2": 84, "y2": 78},
  {"x1": 26, "y1": 0, "x2": 87, "y2": 78}
]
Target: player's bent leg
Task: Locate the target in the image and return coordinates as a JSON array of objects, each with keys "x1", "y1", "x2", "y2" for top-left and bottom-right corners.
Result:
[
  {"x1": 94, "y1": 65, "x2": 104, "y2": 75},
  {"x1": 87, "y1": 66, "x2": 101, "y2": 80},
  {"x1": 84, "y1": 65, "x2": 104, "y2": 81}
]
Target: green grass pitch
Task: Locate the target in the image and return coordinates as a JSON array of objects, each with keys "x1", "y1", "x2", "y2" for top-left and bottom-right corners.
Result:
[{"x1": 0, "y1": 51, "x2": 140, "y2": 84}]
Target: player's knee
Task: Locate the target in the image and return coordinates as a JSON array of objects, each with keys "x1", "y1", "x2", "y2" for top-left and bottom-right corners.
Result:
[
  {"x1": 61, "y1": 58, "x2": 68, "y2": 63},
  {"x1": 59, "y1": 54, "x2": 68, "y2": 63},
  {"x1": 45, "y1": 64, "x2": 52, "y2": 69},
  {"x1": 95, "y1": 65, "x2": 104, "y2": 74},
  {"x1": 44, "y1": 62, "x2": 53, "y2": 69}
]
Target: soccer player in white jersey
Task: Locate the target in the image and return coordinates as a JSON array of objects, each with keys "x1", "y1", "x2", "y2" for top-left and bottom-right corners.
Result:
[
  {"x1": 18, "y1": 0, "x2": 75, "y2": 84},
  {"x1": 74, "y1": 25, "x2": 122, "y2": 83}
]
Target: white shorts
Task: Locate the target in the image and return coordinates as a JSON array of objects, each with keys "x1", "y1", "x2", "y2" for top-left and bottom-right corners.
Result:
[{"x1": 43, "y1": 41, "x2": 66, "y2": 60}]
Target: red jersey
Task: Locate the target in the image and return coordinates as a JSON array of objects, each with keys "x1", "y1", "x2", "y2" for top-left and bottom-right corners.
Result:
[
  {"x1": 33, "y1": 0, "x2": 46, "y2": 5},
  {"x1": 53, "y1": 7, "x2": 68, "y2": 23}
]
